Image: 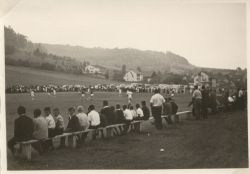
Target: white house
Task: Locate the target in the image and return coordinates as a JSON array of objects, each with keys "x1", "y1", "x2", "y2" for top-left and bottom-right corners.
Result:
[
  {"x1": 124, "y1": 70, "x2": 143, "y2": 82},
  {"x1": 85, "y1": 65, "x2": 100, "y2": 74}
]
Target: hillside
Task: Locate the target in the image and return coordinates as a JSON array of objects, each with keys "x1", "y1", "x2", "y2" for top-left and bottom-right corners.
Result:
[
  {"x1": 5, "y1": 65, "x2": 119, "y2": 87},
  {"x1": 41, "y1": 43, "x2": 195, "y2": 72}
]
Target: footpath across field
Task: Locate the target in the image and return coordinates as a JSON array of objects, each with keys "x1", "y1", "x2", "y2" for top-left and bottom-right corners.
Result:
[{"x1": 7, "y1": 109, "x2": 248, "y2": 169}]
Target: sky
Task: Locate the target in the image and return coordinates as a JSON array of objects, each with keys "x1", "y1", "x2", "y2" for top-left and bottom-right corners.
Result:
[{"x1": 2, "y1": 0, "x2": 247, "y2": 69}]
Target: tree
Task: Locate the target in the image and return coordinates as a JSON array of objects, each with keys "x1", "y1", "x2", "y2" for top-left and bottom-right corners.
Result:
[
  {"x1": 137, "y1": 66, "x2": 142, "y2": 72},
  {"x1": 151, "y1": 71, "x2": 157, "y2": 78}
]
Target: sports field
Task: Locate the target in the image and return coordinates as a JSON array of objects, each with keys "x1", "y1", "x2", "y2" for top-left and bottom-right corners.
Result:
[{"x1": 5, "y1": 92, "x2": 249, "y2": 169}]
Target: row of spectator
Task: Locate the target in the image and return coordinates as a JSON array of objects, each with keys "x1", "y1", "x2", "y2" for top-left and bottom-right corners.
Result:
[{"x1": 7, "y1": 100, "x2": 152, "y2": 155}]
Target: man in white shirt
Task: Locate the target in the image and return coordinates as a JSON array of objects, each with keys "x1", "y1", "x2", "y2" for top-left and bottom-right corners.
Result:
[
  {"x1": 87, "y1": 105, "x2": 100, "y2": 129},
  {"x1": 135, "y1": 104, "x2": 144, "y2": 120},
  {"x1": 76, "y1": 105, "x2": 89, "y2": 131},
  {"x1": 150, "y1": 89, "x2": 165, "y2": 129},
  {"x1": 122, "y1": 105, "x2": 133, "y2": 134},
  {"x1": 127, "y1": 90, "x2": 133, "y2": 104},
  {"x1": 44, "y1": 107, "x2": 56, "y2": 150}
]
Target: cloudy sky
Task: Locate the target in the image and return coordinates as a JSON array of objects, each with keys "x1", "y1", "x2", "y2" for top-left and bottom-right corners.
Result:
[{"x1": 3, "y1": 0, "x2": 247, "y2": 69}]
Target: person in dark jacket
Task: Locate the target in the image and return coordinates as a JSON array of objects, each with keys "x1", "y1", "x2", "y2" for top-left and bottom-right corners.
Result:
[
  {"x1": 115, "y1": 104, "x2": 125, "y2": 123},
  {"x1": 201, "y1": 85, "x2": 209, "y2": 119},
  {"x1": 61, "y1": 107, "x2": 81, "y2": 147},
  {"x1": 141, "y1": 101, "x2": 150, "y2": 120},
  {"x1": 100, "y1": 100, "x2": 116, "y2": 125},
  {"x1": 8, "y1": 106, "x2": 34, "y2": 155},
  {"x1": 65, "y1": 107, "x2": 81, "y2": 133}
]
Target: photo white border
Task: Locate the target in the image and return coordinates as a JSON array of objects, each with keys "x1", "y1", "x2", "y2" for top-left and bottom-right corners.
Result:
[{"x1": 0, "y1": 0, "x2": 249, "y2": 173}]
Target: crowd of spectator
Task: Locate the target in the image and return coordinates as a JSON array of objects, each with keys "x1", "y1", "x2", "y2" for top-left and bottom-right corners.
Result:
[
  {"x1": 7, "y1": 100, "x2": 153, "y2": 155},
  {"x1": 5, "y1": 83, "x2": 186, "y2": 94}
]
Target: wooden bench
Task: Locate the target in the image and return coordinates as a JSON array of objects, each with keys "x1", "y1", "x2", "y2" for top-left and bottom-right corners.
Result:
[{"x1": 17, "y1": 111, "x2": 191, "y2": 160}]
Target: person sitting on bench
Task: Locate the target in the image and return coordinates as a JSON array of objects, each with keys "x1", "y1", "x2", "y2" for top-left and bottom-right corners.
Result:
[
  {"x1": 135, "y1": 104, "x2": 144, "y2": 120},
  {"x1": 123, "y1": 105, "x2": 133, "y2": 134},
  {"x1": 87, "y1": 105, "x2": 101, "y2": 129},
  {"x1": 8, "y1": 106, "x2": 34, "y2": 155},
  {"x1": 32, "y1": 109, "x2": 48, "y2": 154},
  {"x1": 44, "y1": 107, "x2": 56, "y2": 151},
  {"x1": 53, "y1": 108, "x2": 65, "y2": 149}
]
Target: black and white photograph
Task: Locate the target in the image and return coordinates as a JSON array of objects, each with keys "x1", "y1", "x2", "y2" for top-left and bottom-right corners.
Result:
[{"x1": 0, "y1": 0, "x2": 249, "y2": 172}]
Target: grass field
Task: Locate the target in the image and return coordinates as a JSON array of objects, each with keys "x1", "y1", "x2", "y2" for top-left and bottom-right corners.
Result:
[{"x1": 5, "y1": 65, "x2": 120, "y2": 86}]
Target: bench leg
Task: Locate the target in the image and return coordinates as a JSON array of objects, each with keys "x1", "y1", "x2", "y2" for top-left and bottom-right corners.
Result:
[
  {"x1": 105, "y1": 128, "x2": 113, "y2": 138},
  {"x1": 134, "y1": 122, "x2": 142, "y2": 133},
  {"x1": 68, "y1": 135, "x2": 77, "y2": 148},
  {"x1": 86, "y1": 130, "x2": 95, "y2": 141},
  {"x1": 21, "y1": 144, "x2": 32, "y2": 160}
]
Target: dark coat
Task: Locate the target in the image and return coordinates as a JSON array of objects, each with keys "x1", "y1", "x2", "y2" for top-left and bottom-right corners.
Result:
[
  {"x1": 115, "y1": 109, "x2": 125, "y2": 123},
  {"x1": 142, "y1": 106, "x2": 150, "y2": 120},
  {"x1": 14, "y1": 115, "x2": 34, "y2": 141},
  {"x1": 100, "y1": 107, "x2": 116, "y2": 125},
  {"x1": 65, "y1": 115, "x2": 81, "y2": 132}
]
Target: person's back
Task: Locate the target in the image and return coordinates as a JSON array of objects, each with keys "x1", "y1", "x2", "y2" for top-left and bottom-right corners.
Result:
[
  {"x1": 15, "y1": 114, "x2": 34, "y2": 141},
  {"x1": 76, "y1": 112, "x2": 89, "y2": 130},
  {"x1": 8, "y1": 106, "x2": 34, "y2": 154},
  {"x1": 123, "y1": 108, "x2": 133, "y2": 121},
  {"x1": 88, "y1": 105, "x2": 101, "y2": 129},
  {"x1": 170, "y1": 100, "x2": 178, "y2": 115},
  {"x1": 33, "y1": 116, "x2": 48, "y2": 140},
  {"x1": 115, "y1": 109, "x2": 125, "y2": 123},
  {"x1": 66, "y1": 107, "x2": 81, "y2": 132},
  {"x1": 100, "y1": 101, "x2": 116, "y2": 125}
]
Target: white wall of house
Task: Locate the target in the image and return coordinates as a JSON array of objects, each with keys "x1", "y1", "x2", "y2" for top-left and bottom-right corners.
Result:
[
  {"x1": 124, "y1": 71, "x2": 143, "y2": 82},
  {"x1": 85, "y1": 65, "x2": 100, "y2": 74}
]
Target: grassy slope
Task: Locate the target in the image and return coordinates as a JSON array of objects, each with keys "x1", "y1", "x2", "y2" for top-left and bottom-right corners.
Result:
[{"x1": 5, "y1": 65, "x2": 119, "y2": 86}]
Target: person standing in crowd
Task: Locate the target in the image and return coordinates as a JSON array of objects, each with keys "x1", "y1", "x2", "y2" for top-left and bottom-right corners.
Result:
[
  {"x1": 224, "y1": 88, "x2": 230, "y2": 111},
  {"x1": 123, "y1": 105, "x2": 133, "y2": 133},
  {"x1": 100, "y1": 100, "x2": 115, "y2": 125},
  {"x1": 53, "y1": 108, "x2": 65, "y2": 149},
  {"x1": 8, "y1": 106, "x2": 34, "y2": 155},
  {"x1": 32, "y1": 109, "x2": 48, "y2": 154},
  {"x1": 127, "y1": 90, "x2": 133, "y2": 104},
  {"x1": 114, "y1": 104, "x2": 125, "y2": 124},
  {"x1": 238, "y1": 88, "x2": 244, "y2": 110},
  {"x1": 44, "y1": 107, "x2": 56, "y2": 150},
  {"x1": 150, "y1": 89, "x2": 165, "y2": 130},
  {"x1": 30, "y1": 90, "x2": 35, "y2": 100},
  {"x1": 170, "y1": 98, "x2": 179, "y2": 122},
  {"x1": 210, "y1": 89, "x2": 217, "y2": 114},
  {"x1": 201, "y1": 85, "x2": 209, "y2": 119},
  {"x1": 87, "y1": 105, "x2": 101, "y2": 129},
  {"x1": 135, "y1": 104, "x2": 144, "y2": 120},
  {"x1": 76, "y1": 106, "x2": 89, "y2": 131},
  {"x1": 141, "y1": 101, "x2": 150, "y2": 120},
  {"x1": 192, "y1": 86, "x2": 202, "y2": 120},
  {"x1": 163, "y1": 97, "x2": 173, "y2": 124}
]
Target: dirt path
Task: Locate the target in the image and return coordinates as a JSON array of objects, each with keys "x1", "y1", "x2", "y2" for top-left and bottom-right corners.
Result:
[{"x1": 8, "y1": 110, "x2": 248, "y2": 170}]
